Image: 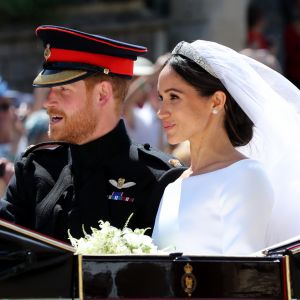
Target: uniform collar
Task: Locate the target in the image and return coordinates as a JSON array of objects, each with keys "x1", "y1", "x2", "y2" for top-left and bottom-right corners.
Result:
[{"x1": 70, "y1": 119, "x2": 131, "y2": 172}]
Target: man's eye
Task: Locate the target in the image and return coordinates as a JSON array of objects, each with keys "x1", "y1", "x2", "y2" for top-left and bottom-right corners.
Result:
[{"x1": 61, "y1": 85, "x2": 71, "y2": 91}]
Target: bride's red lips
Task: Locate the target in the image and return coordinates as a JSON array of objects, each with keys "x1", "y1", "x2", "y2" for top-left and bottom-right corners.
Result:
[{"x1": 163, "y1": 122, "x2": 175, "y2": 131}]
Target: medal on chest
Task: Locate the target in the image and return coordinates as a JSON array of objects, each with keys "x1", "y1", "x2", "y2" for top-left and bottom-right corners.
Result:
[{"x1": 107, "y1": 177, "x2": 136, "y2": 203}]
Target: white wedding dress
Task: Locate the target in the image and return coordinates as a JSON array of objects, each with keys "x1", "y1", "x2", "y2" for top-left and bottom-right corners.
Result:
[{"x1": 152, "y1": 159, "x2": 274, "y2": 255}]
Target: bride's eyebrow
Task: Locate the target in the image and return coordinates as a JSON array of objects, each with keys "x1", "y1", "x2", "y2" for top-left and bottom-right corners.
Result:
[{"x1": 164, "y1": 88, "x2": 184, "y2": 93}]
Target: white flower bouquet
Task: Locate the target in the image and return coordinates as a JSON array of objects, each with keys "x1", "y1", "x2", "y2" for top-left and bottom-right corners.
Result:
[{"x1": 68, "y1": 214, "x2": 167, "y2": 255}]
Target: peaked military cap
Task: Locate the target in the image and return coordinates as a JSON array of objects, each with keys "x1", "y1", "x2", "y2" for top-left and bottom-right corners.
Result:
[{"x1": 33, "y1": 25, "x2": 148, "y2": 87}]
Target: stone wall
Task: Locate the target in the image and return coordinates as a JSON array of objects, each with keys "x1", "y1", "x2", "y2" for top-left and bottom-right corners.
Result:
[
  {"x1": 0, "y1": 27, "x2": 38, "y2": 93},
  {"x1": 168, "y1": 0, "x2": 249, "y2": 50}
]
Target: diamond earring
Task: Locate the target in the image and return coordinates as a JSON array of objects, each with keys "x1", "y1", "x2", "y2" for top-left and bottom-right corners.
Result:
[{"x1": 212, "y1": 108, "x2": 218, "y2": 114}]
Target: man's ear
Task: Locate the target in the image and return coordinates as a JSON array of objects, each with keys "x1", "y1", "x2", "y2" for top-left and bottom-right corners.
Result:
[
  {"x1": 97, "y1": 81, "x2": 113, "y2": 106},
  {"x1": 211, "y1": 91, "x2": 226, "y2": 112}
]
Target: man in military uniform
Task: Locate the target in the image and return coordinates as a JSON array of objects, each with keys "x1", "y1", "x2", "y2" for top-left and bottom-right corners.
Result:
[{"x1": 0, "y1": 25, "x2": 184, "y2": 243}]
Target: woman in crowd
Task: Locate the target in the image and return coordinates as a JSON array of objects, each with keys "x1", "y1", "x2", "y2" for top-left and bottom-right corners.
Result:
[{"x1": 152, "y1": 40, "x2": 300, "y2": 255}]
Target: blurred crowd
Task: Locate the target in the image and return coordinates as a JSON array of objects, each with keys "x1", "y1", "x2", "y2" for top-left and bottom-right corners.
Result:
[
  {"x1": 244, "y1": 0, "x2": 300, "y2": 87},
  {"x1": 0, "y1": 0, "x2": 299, "y2": 197},
  {"x1": 0, "y1": 81, "x2": 50, "y2": 196}
]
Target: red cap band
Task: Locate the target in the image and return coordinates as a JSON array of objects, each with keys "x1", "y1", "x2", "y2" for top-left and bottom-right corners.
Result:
[{"x1": 47, "y1": 48, "x2": 134, "y2": 76}]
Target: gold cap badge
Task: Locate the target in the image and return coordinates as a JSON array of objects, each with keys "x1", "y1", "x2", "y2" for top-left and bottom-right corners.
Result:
[{"x1": 44, "y1": 43, "x2": 51, "y2": 61}]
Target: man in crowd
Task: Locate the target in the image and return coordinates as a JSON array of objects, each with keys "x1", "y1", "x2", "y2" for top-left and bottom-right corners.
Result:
[{"x1": 0, "y1": 25, "x2": 184, "y2": 243}]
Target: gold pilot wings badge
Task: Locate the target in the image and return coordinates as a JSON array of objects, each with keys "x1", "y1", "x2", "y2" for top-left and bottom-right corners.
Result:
[{"x1": 109, "y1": 178, "x2": 136, "y2": 189}]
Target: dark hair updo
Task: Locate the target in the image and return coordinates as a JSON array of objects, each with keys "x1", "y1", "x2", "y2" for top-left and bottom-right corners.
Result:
[{"x1": 165, "y1": 54, "x2": 254, "y2": 147}]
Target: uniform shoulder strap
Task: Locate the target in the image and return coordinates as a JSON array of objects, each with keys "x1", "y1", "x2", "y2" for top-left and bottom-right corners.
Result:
[{"x1": 131, "y1": 142, "x2": 184, "y2": 169}]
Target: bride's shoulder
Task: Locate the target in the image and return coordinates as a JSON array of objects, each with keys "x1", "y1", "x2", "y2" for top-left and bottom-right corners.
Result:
[
  {"x1": 228, "y1": 159, "x2": 273, "y2": 192},
  {"x1": 233, "y1": 159, "x2": 268, "y2": 177}
]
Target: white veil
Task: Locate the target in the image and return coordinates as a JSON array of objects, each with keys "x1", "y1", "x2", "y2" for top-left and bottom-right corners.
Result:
[{"x1": 172, "y1": 40, "x2": 300, "y2": 246}]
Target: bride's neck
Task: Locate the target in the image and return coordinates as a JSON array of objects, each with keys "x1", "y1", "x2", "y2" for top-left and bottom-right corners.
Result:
[{"x1": 187, "y1": 132, "x2": 245, "y2": 176}]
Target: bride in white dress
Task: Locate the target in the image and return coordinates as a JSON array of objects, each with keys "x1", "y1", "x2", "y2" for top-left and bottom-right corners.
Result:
[{"x1": 152, "y1": 40, "x2": 300, "y2": 255}]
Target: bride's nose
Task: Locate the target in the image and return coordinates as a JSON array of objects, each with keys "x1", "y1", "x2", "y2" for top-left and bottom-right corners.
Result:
[{"x1": 157, "y1": 102, "x2": 170, "y2": 120}]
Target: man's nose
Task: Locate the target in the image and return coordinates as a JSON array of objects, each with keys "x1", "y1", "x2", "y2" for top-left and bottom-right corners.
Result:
[{"x1": 43, "y1": 88, "x2": 57, "y2": 109}]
